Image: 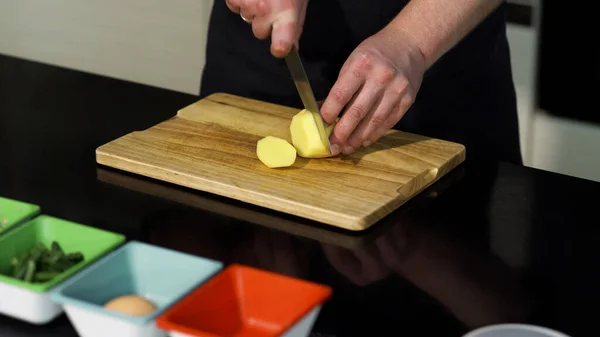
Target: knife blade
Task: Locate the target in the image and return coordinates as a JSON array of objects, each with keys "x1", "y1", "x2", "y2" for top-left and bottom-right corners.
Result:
[{"x1": 285, "y1": 45, "x2": 332, "y2": 153}]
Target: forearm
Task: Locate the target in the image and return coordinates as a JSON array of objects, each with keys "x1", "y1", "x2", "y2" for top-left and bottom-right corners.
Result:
[{"x1": 384, "y1": 0, "x2": 505, "y2": 69}]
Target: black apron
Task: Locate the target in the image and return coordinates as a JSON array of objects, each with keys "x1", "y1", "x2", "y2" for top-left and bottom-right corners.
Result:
[{"x1": 200, "y1": 0, "x2": 523, "y2": 165}]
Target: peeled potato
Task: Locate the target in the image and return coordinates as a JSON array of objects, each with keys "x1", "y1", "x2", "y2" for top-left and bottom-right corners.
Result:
[
  {"x1": 290, "y1": 109, "x2": 337, "y2": 158},
  {"x1": 256, "y1": 136, "x2": 297, "y2": 168}
]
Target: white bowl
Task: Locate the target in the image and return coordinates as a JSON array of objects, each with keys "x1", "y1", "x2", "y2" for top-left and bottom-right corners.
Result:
[
  {"x1": 62, "y1": 304, "x2": 165, "y2": 337},
  {"x1": 463, "y1": 324, "x2": 572, "y2": 337},
  {"x1": 280, "y1": 306, "x2": 323, "y2": 337},
  {"x1": 0, "y1": 282, "x2": 62, "y2": 324}
]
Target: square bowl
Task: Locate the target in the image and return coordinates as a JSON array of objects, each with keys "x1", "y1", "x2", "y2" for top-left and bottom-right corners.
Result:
[
  {"x1": 156, "y1": 263, "x2": 333, "y2": 337},
  {"x1": 0, "y1": 215, "x2": 125, "y2": 324},
  {"x1": 50, "y1": 240, "x2": 224, "y2": 337},
  {"x1": 0, "y1": 196, "x2": 40, "y2": 236}
]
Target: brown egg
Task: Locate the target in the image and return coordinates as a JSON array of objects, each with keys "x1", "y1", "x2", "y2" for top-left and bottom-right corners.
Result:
[{"x1": 104, "y1": 295, "x2": 157, "y2": 316}]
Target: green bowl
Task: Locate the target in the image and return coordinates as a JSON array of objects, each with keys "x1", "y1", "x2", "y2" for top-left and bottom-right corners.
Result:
[
  {"x1": 0, "y1": 215, "x2": 126, "y2": 293},
  {"x1": 0, "y1": 197, "x2": 40, "y2": 235},
  {"x1": 0, "y1": 215, "x2": 126, "y2": 324}
]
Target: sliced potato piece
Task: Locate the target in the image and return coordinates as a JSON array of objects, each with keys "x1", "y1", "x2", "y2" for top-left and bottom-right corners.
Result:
[
  {"x1": 290, "y1": 109, "x2": 337, "y2": 158},
  {"x1": 256, "y1": 136, "x2": 297, "y2": 168}
]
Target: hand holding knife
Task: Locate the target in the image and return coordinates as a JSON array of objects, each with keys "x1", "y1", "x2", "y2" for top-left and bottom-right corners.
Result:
[
  {"x1": 236, "y1": 10, "x2": 332, "y2": 155},
  {"x1": 284, "y1": 45, "x2": 333, "y2": 154}
]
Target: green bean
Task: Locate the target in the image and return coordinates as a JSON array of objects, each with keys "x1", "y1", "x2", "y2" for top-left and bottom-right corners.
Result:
[{"x1": 4, "y1": 241, "x2": 84, "y2": 283}]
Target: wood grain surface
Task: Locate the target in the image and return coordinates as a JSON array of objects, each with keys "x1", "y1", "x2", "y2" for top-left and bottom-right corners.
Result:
[{"x1": 96, "y1": 93, "x2": 466, "y2": 231}]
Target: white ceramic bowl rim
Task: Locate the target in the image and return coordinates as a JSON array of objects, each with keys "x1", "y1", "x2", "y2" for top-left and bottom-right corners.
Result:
[{"x1": 463, "y1": 324, "x2": 571, "y2": 337}]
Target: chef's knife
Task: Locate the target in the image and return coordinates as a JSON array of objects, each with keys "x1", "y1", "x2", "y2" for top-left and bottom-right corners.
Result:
[{"x1": 285, "y1": 45, "x2": 332, "y2": 153}]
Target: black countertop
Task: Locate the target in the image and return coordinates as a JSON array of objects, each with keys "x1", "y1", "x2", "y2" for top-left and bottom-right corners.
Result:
[{"x1": 1, "y1": 54, "x2": 598, "y2": 337}]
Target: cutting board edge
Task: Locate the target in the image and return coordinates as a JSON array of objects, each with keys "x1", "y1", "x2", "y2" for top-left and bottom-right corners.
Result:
[
  {"x1": 95, "y1": 149, "x2": 371, "y2": 231},
  {"x1": 358, "y1": 145, "x2": 466, "y2": 228},
  {"x1": 95, "y1": 143, "x2": 466, "y2": 232},
  {"x1": 96, "y1": 167, "x2": 372, "y2": 249}
]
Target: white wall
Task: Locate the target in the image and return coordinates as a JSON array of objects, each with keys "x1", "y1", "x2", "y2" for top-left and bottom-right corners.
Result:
[
  {"x1": 0, "y1": 1, "x2": 214, "y2": 95},
  {"x1": 506, "y1": 23, "x2": 537, "y2": 165},
  {"x1": 529, "y1": 113, "x2": 600, "y2": 183}
]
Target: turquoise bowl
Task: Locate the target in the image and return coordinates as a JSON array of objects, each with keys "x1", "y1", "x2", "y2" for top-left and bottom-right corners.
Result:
[{"x1": 50, "y1": 240, "x2": 223, "y2": 337}]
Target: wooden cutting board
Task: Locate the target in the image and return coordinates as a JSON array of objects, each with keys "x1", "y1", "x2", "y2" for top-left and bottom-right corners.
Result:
[{"x1": 96, "y1": 93, "x2": 466, "y2": 231}]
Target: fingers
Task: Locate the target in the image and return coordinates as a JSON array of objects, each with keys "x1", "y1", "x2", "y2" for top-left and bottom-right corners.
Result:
[
  {"x1": 324, "y1": 55, "x2": 405, "y2": 155},
  {"x1": 323, "y1": 50, "x2": 417, "y2": 155},
  {"x1": 320, "y1": 54, "x2": 370, "y2": 124},
  {"x1": 225, "y1": 0, "x2": 241, "y2": 13},
  {"x1": 241, "y1": 0, "x2": 271, "y2": 25},
  {"x1": 329, "y1": 84, "x2": 381, "y2": 154},
  {"x1": 271, "y1": 13, "x2": 297, "y2": 57},
  {"x1": 252, "y1": 16, "x2": 273, "y2": 39},
  {"x1": 227, "y1": 0, "x2": 303, "y2": 58},
  {"x1": 241, "y1": 0, "x2": 257, "y2": 18},
  {"x1": 376, "y1": 95, "x2": 412, "y2": 141},
  {"x1": 346, "y1": 78, "x2": 412, "y2": 149}
]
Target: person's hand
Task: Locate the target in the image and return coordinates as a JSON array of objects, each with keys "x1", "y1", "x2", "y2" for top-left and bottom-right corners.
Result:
[
  {"x1": 320, "y1": 29, "x2": 426, "y2": 155},
  {"x1": 225, "y1": 0, "x2": 309, "y2": 57}
]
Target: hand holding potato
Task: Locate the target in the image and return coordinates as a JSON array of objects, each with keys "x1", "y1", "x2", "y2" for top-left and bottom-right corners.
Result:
[
  {"x1": 321, "y1": 29, "x2": 426, "y2": 155},
  {"x1": 225, "y1": 0, "x2": 309, "y2": 57}
]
